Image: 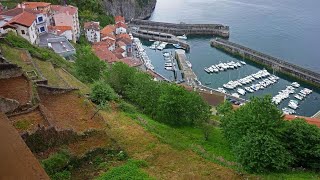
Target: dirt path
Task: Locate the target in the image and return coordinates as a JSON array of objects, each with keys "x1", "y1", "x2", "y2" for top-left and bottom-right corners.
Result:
[
  {"x1": 0, "y1": 113, "x2": 49, "y2": 179},
  {"x1": 101, "y1": 111, "x2": 247, "y2": 180}
]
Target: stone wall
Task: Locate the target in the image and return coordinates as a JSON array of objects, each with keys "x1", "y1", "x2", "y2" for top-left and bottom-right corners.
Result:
[
  {"x1": 0, "y1": 63, "x2": 23, "y2": 79},
  {"x1": 0, "y1": 97, "x2": 20, "y2": 113},
  {"x1": 37, "y1": 84, "x2": 78, "y2": 95}
]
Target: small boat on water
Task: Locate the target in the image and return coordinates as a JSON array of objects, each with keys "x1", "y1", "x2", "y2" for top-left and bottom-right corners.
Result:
[
  {"x1": 282, "y1": 107, "x2": 296, "y2": 115},
  {"x1": 240, "y1": 61, "x2": 246, "y2": 65},
  {"x1": 173, "y1": 43, "x2": 183, "y2": 49},
  {"x1": 237, "y1": 88, "x2": 246, "y2": 95},
  {"x1": 177, "y1": 34, "x2": 187, "y2": 40},
  {"x1": 163, "y1": 52, "x2": 170, "y2": 57},
  {"x1": 204, "y1": 67, "x2": 211, "y2": 73},
  {"x1": 291, "y1": 82, "x2": 300, "y2": 88},
  {"x1": 165, "y1": 66, "x2": 174, "y2": 71},
  {"x1": 231, "y1": 93, "x2": 240, "y2": 98},
  {"x1": 217, "y1": 88, "x2": 227, "y2": 94},
  {"x1": 157, "y1": 42, "x2": 168, "y2": 50},
  {"x1": 186, "y1": 61, "x2": 192, "y2": 68}
]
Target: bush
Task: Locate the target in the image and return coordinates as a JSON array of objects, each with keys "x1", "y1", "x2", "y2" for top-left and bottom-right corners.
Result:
[
  {"x1": 91, "y1": 81, "x2": 118, "y2": 104},
  {"x1": 235, "y1": 133, "x2": 292, "y2": 173},
  {"x1": 41, "y1": 151, "x2": 71, "y2": 176},
  {"x1": 51, "y1": 170, "x2": 71, "y2": 180},
  {"x1": 281, "y1": 119, "x2": 320, "y2": 170},
  {"x1": 118, "y1": 101, "x2": 137, "y2": 114}
]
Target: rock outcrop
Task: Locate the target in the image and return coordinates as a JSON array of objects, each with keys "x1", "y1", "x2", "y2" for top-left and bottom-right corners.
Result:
[{"x1": 102, "y1": 0, "x2": 157, "y2": 20}]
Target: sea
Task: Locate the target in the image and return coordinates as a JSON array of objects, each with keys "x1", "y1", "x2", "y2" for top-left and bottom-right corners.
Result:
[{"x1": 139, "y1": 0, "x2": 320, "y2": 116}]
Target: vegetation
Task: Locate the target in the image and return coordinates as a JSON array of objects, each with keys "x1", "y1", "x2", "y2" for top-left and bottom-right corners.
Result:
[
  {"x1": 41, "y1": 150, "x2": 71, "y2": 179},
  {"x1": 91, "y1": 81, "x2": 118, "y2": 105},
  {"x1": 104, "y1": 62, "x2": 211, "y2": 127},
  {"x1": 220, "y1": 96, "x2": 320, "y2": 173},
  {"x1": 96, "y1": 159, "x2": 153, "y2": 180},
  {"x1": 13, "y1": 120, "x2": 32, "y2": 131}
]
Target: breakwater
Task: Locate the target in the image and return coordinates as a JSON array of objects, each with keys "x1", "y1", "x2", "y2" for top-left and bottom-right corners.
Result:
[
  {"x1": 131, "y1": 29, "x2": 190, "y2": 51},
  {"x1": 129, "y1": 19, "x2": 230, "y2": 38},
  {"x1": 210, "y1": 38, "x2": 320, "y2": 87}
]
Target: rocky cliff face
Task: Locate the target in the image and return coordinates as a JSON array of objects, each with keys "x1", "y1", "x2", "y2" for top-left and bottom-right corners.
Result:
[{"x1": 102, "y1": 0, "x2": 157, "y2": 20}]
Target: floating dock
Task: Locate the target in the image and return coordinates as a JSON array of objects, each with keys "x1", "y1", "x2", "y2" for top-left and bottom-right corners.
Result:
[
  {"x1": 210, "y1": 38, "x2": 320, "y2": 87},
  {"x1": 131, "y1": 29, "x2": 190, "y2": 51},
  {"x1": 129, "y1": 19, "x2": 230, "y2": 38}
]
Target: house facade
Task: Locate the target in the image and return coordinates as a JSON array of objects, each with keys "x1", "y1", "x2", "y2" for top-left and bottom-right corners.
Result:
[{"x1": 84, "y1": 21, "x2": 100, "y2": 43}]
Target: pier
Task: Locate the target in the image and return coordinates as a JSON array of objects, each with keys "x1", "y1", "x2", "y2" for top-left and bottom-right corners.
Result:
[
  {"x1": 129, "y1": 19, "x2": 230, "y2": 38},
  {"x1": 175, "y1": 50, "x2": 197, "y2": 86},
  {"x1": 210, "y1": 38, "x2": 320, "y2": 87},
  {"x1": 131, "y1": 29, "x2": 190, "y2": 51}
]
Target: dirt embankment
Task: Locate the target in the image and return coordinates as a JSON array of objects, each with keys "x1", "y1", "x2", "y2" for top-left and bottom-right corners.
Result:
[{"x1": 0, "y1": 113, "x2": 49, "y2": 179}]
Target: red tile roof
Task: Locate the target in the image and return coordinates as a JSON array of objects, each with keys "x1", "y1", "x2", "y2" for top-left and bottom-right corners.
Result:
[
  {"x1": 119, "y1": 57, "x2": 143, "y2": 67},
  {"x1": 116, "y1": 41, "x2": 127, "y2": 47},
  {"x1": 93, "y1": 45, "x2": 118, "y2": 63},
  {"x1": 101, "y1": 25, "x2": 115, "y2": 37},
  {"x1": 21, "y1": 2, "x2": 51, "y2": 9},
  {"x1": 48, "y1": 25, "x2": 72, "y2": 35},
  {"x1": 284, "y1": 115, "x2": 320, "y2": 128},
  {"x1": 114, "y1": 16, "x2": 125, "y2": 23},
  {"x1": 84, "y1": 21, "x2": 100, "y2": 31},
  {"x1": 50, "y1": 5, "x2": 78, "y2": 15},
  {"x1": 114, "y1": 47, "x2": 125, "y2": 54},
  {"x1": 2, "y1": 11, "x2": 36, "y2": 28},
  {"x1": 0, "y1": 7, "x2": 24, "y2": 17},
  {"x1": 116, "y1": 22, "x2": 127, "y2": 29}
]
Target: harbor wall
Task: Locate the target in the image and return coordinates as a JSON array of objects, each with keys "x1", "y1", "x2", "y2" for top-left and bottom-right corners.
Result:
[
  {"x1": 132, "y1": 30, "x2": 190, "y2": 51},
  {"x1": 129, "y1": 19, "x2": 230, "y2": 37},
  {"x1": 210, "y1": 38, "x2": 320, "y2": 87}
]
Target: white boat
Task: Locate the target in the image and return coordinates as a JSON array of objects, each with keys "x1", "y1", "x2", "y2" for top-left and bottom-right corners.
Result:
[
  {"x1": 173, "y1": 43, "x2": 183, "y2": 49},
  {"x1": 294, "y1": 94, "x2": 303, "y2": 100},
  {"x1": 165, "y1": 63, "x2": 174, "y2": 67},
  {"x1": 237, "y1": 88, "x2": 246, "y2": 95},
  {"x1": 240, "y1": 61, "x2": 246, "y2": 65},
  {"x1": 291, "y1": 82, "x2": 300, "y2": 88},
  {"x1": 157, "y1": 42, "x2": 168, "y2": 50},
  {"x1": 163, "y1": 52, "x2": 170, "y2": 57},
  {"x1": 204, "y1": 67, "x2": 211, "y2": 73},
  {"x1": 231, "y1": 93, "x2": 240, "y2": 98},
  {"x1": 217, "y1": 88, "x2": 227, "y2": 94},
  {"x1": 177, "y1": 34, "x2": 187, "y2": 40},
  {"x1": 186, "y1": 61, "x2": 192, "y2": 68},
  {"x1": 165, "y1": 66, "x2": 174, "y2": 71}
]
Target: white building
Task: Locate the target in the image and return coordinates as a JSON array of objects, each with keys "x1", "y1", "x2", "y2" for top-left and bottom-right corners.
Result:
[
  {"x1": 1, "y1": 11, "x2": 38, "y2": 44},
  {"x1": 84, "y1": 21, "x2": 100, "y2": 43}
]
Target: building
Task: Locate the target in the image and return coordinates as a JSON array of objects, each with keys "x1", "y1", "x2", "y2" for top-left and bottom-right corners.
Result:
[
  {"x1": 93, "y1": 42, "x2": 118, "y2": 63},
  {"x1": 84, "y1": 21, "x2": 100, "y2": 43},
  {"x1": 50, "y1": 5, "x2": 80, "y2": 43},
  {"x1": 100, "y1": 25, "x2": 115, "y2": 40},
  {"x1": 114, "y1": 16, "x2": 125, "y2": 24},
  {"x1": 115, "y1": 22, "x2": 127, "y2": 35},
  {"x1": 19, "y1": 2, "x2": 51, "y2": 34},
  {"x1": 1, "y1": 11, "x2": 38, "y2": 44},
  {"x1": 48, "y1": 25, "x2": 73, "y2": 41},
  {"x1": 39, "y1": 33, "x2": 76, "y2": 58}
]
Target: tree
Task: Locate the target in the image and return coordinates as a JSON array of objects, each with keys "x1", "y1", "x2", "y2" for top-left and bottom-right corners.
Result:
[
  {"x1": 75, "y1": 45, "x2": 106, "y2": 83},
  {"x1": 235, "y1": 133, "x2": 292, "y2": 173},
  {"x1": 216, "y1": 101, "x2": 233, "y2": 115},
  {"x1": 281, "y1": 119, "x2": 320, "y2": 170},
  {"x1": 91, "y1": 80, "x2": 117, "y2": 105}
]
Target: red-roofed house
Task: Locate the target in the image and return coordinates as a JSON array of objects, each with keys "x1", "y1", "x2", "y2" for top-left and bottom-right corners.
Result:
[
  {"x1": 93, "y1": 43, "x2": 118, "y2": 63},
  {"x1": 50, "y1": 5, "x2": 80, "y2": 43},
  {"x1": 48, "y1": 25, "x2": 72, "y2": 41},
  {"x1": 114, "y1": 47, "x2": 126, "y2": 58},
  {"x1": 1, "y1": 11, "x2": 38, "y2": 44},
  {"x1": 114, "y1": 16, "x2": 125, "y2": 24},
  {"x1": 20, "y1": 2, "x2": 51, "y2": 13},
  {"x1": 100, "y1": 25, "x2": 115, "y2": 40},
  {"x1": 284, "y1": 115, "x2": 320, "y2": 128},
  {"x1": 115, "y1": 22, "x2": 127, "y2": 35},
  {"x1": 84, "y1": 21, "x2": 100, "y2": 43},
  {"x1": 119, "y1": 57, "x2": 143, "y2": 67}
]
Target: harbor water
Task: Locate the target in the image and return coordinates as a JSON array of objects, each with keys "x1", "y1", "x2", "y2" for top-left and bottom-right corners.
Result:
[{"x1": 141, "y1": 0, "x2": 320, "y2": 116}]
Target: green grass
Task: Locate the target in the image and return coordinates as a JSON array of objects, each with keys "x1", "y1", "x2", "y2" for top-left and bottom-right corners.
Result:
[
  {"x1": 96, "y1": 159, "x2": 154, "y2": 180},
  {"x1": 33, "y1": 58, "x2": 67, "y2": 87},
  {"x1": 1, "y1": 44, "x2": 35, "y2": 72},
  {"x1": 56, "y1": 68, "x2": 91, "y2": 94},
  {"x1": 14, "y1": 120, "x2": 32, "y2": 131},
  {"x1": 129, "y1": 113, "x2": 236, "y2": 164},
  {"x1": 262, "y1": 171, "x2": 320, "y2": 180}
]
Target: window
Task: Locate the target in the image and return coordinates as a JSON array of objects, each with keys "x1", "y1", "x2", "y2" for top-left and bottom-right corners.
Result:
[
  {"x1": 21, "y1": 30, "x2": 25, "y2": 34},
  {"x1": 37, "y1": 16, "x2": 43, "y2": 23},
  {"x1": 39, "y1": 26, "x2": 45, "y2": 32}
]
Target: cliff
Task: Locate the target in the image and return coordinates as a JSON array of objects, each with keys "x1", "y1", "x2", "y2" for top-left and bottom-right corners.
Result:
[{"x1": 102, "y1": 0, "x2": 157, "y2": 20}]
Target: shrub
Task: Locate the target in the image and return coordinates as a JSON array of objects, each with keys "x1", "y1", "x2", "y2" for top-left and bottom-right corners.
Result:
[
  {"x1": 51, "y1": 170, "x2": 71, "y2": 180},
  {"x1": 91, "y1": 81, "x2": 118, "y2": 105},
  {"x1": 118, "y1": 101, "x2": 137, "y2": 114},
  {"x1": 235, "y1": 133, "x2": 292, "y2": 173},
  {"x1": 41, "y1": 151, "x2": 71, "y2": 176}
]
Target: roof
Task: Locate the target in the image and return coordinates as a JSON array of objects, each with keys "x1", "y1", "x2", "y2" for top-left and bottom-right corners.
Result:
[
  {"x1": 95, "y1": 39, "x2": 115, "y2": 50},
  {"x1": 116, "y1": 41, "x2": 126, "y2": 47},
  {"x1": 0, "y1": 7, "x2": 23, "y2": 17},
  {"x1": 116, "y1": 22, "x2": 127, "y2": 29},
  {"x1": 39, "y1": 33, "x2": 75, "y2": 55},
  {"x1": 0, "y1": 113, "x2": 50, "y2": 179},
  {"x1": 114, "y1": 16, "x2": 125, "y2": 23},
  {"x1": 21, "y1": 2, "x2": 51, "y2": 9},
  {"x1": 114, "y1": 47, "x2": 125, "y2": 54},
  {"x1": 114, "y1": 53, "x2": 124, "y2": 59},
  {"x1": 119, "y1": 57, "x2": 143, "y2": 67},
  {"x1": 284, "y1": 115, "x2": 320, "y2": 128},
  {"x1": 117, "y1": 37, "x2": 132, "y2": 45},
  {"x1": 84, "y1": 21, "x2": 100, "y2": 31},
  {"x1": 101, "y1": 25, "x2": 115, "y2": 37},
  {"x1": 2, "y1": 11, "x2": 36, "y2": 28},
  {"x1": 48, "y1": 25, "x2": 72, "y2": 35},
  {"x1": 93, "y1": 45, "x2": 118, "y2": 63},
  {"x1": 50, "y1": 5, "x2": 78, "y2": 15}
]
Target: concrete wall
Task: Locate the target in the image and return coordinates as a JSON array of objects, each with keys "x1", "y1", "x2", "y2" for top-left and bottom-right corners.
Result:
[{"x1": 37, "y1": 84, "x2": 78, "y2": 95}]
